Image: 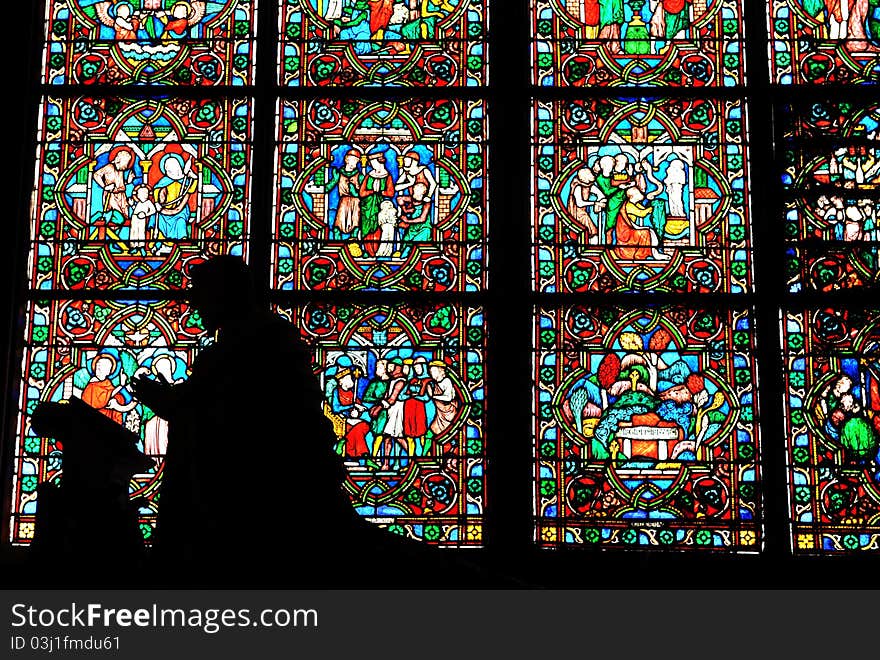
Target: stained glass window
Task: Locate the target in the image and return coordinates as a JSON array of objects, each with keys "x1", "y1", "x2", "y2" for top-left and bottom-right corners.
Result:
[
  {"x1": 11, "y1": 299, "x2": 207, "y2": 544},
  {"x1": 12, "y1": 3, "x2": 258, "y2": 546},
  {"x1": 532, "y1": 97, "x2": 752, "y2": 294},
  {"x1": 273, "y1": 97, "x2": 487, "y2": 291},
  {"x1": 532, "y1": 0, "x2": 746, "y2": 87},
  {"x1": 783, "y1": 307, "x2": 880, "y2": 553},
  {"x1": 535, "y1": 304, "x2": 761, "y2": 550},
  {"x1": 280, "y1": 0, "x2": 488, "y2": 87},
  {"x1": 781, "y1": 99, "x2": 880, "y2": 292},
  {"x1": 274, "y1": 4, "x2": 490, "y2": 546},
  {"x1": 29, "y1": 95, "x2": 252, "y2": 292},
  {"x1": 279, "y1": 303, "x2": 485, "y2": 545},
  {"x1": 530, "y1": 2, "x2": 760, "y2": 551},
  {"x1": 43, "y1": 1, "x2": 258, "y2": 86},
  {"x1": 768, "y1": 0, "x2": 880, "y2": 85},
  {"x1": 13, "y1": 0, "x2": 491, "y2": 552}
]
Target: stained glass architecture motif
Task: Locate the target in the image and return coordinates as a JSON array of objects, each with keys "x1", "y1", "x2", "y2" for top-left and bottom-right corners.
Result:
[
  {"x1": 783, "y1": 308, "x2": 880, "y2": 553},
  {"x1": 280, "y1": 303, "x2": 485, "y2": 545},
  {"x1": 42, "y1": 1, "x2": 258, "y2": 86},
  {"x1": 532, "y1": 0, "x2": 745, "y2": 87},
  {"x1": 273, "y1": 98, "x2": 487, "y2": 292},
  {"x1": 535, "y1": 305, "x2": 761, "y2": 550},
  {"x1": 533, "y1": 97, "x2": 751, "y2": 294},
  {"x1": 280, "y1": 0, "x2": 488, "y2": 87},
  {"x1": 768, "y1": 0, "x2": 880, "y2": 85},
  {"x1": 782, "y1": 99, "x2": 880, "y2": 292},
  {"x1": 10, "y1": 299, "x2": 207, "y2": 545},
  {"x1": 29, "y1": 96, "x2": 252, "y2": 292}
]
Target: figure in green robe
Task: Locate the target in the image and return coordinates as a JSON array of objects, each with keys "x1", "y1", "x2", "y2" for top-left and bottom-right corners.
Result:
[{"x1": 598, "y1": 0, "x2": 625, "y2": 53}]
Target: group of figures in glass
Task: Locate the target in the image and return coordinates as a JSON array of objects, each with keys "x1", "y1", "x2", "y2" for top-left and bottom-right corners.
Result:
[
  {"x1": 563, "y1": 150, "x2": 691, "y2": 260},
  {"x1": 276, "y1": 98, "x2": 484, "y2": 291},
  {"x1": 308, "y1": 146, "x2": 441, "y2": 259},
  {"x1": 810, "y1": 145, "x2": 880, "y2": 243},
  {"x1": 558, "y1": 0, "x2": 698, "y2": 53},
  {"x1": 287, "y1": 304, "x2": 483, "y2": 542},
  {"x1": 33, "y1": 96, "x2": 249, "y2": 291},
  {"x1": 89, "y1": 144, "x2": 199, "y2": 254},
  {"x1": 11, "y1": 298, "x2": 204, "y2": 543},
  {"x1": 323, "y1": 353, "x2": 462, "y2": 468},
  {"x1": 310, "y1": 0, "x2": 457, "y2": 44},
  {"x1": 785, "y1": 101, "x2": 880, "y2": 292},
  {"x1": 90, "y1": 1, "x2": 206, "y2": 49},
  {"x1": 534, "y1": 97, "x2": 749, "y2": 294}
]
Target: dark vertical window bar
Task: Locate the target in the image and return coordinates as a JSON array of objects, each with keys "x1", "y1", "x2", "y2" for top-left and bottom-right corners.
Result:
[
  {"x1": 484, "y1": 0, "x2": 533, "y2": 565},
  {"x1": 745, "y1": 0, "x2": 787, "y2": 560}
]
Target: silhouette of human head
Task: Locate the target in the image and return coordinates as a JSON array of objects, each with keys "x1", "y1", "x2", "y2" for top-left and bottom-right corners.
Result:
[{"x1": 189, "y1": 256, "x2": 257, "y2": 334}]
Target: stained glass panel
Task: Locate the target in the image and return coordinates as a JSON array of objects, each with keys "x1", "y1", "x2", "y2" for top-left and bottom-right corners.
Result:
[
  {"x1": 280, "y1": 303, "x2": 486, "y2": 546},
  {"x1": 768, "y1": 0, "x2": 880, "y2": 85},
  {"x1": 43, "y1": 1, "x2": 258, "y2": 86},
  {"x1": 10, "y1": 299, "x2": 207, "y2": 545},
  {"x1": 783, "y1": 308, "x2": 880, "y2": 553},
  {"x1": 535, "y1": 305, "x2": 761, "y2": 550},
  {"x1": 29, "y1": 96, "x2": 252, "y2": 292},
  {"x1": 532, "y1": 97, "x2": 751, "y2": 294},
  {"x1": 532, "y1": 0, "x2": 745, "y2": 87},
  {"x1": 782, "y1": 99, "x2": 880, "y2": 292},
  {"x1": 273, "y1": 98, "x2": 487, "y2": 292},
  {"x1": 280, "y1": 0, "x2": 488, "y2": 87}
]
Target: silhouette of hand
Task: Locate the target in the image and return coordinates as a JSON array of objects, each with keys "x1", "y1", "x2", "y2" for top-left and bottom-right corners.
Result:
[{"x1": 132, "y1": 373, "x2": 175, "y2": 417}]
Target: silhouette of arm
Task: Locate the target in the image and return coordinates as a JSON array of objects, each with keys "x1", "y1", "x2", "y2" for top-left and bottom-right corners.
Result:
[{"x1": 132, "y1": 373, "x2": 188, "y2": 419}]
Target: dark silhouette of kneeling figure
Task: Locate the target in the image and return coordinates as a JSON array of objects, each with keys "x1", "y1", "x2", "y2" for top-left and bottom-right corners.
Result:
[
  {"x1": 135, "y1": 256, "x2": 490, "y2": 586},
  {"x1": 133, "y1": 256, "x2": 368, "y2": 584}
]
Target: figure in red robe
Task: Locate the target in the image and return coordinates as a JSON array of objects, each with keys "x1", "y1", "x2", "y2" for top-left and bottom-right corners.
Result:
[
  {"x1": 81, "y1": 355, "x2": 128, "y2": 425},
  {"x1": 368, "y1": 0, "x2": 395, "y2": 37},
  {"x1": 330, "y1": 368, "x2": 372, "y2": 458},
  {"x1": 402, "y1": 357, "x2": 430, "y2": 456}
]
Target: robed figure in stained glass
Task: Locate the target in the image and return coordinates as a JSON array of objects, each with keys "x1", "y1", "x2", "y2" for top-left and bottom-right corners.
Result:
[
  {"x1": 92, "y1": 146, "x2": 136, "y2": 239},
  {"x1": 330, "y1": 149, "x2": 363, "y2": 239},
  {"x1": 357, "y1": 150, "x2": 396, "y2": 257},
  {"x1": 427, "y1": 361, "x2": 459, "y2": 441},
  {"x1": 153, "y1": 152, "x2": 198, "y2": 245},
  {"x1": 593, "y1": 155, "x2": 628, "y2": 244},
  {"x1": 649, "y1": 0, "x2": 692, "y2": 42},
  {"x1": 598, "y1": 0, "x2": 625, "y2": 53},
  {"x1": 566, "y1": 167, "x2": 602, "y2": 244},
  {"x1": 613, "y1": 186, "x2": 670, "y2": 260},
  {"x1": 82, "y1": 354, "x2": 136, "y2": 424}
]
